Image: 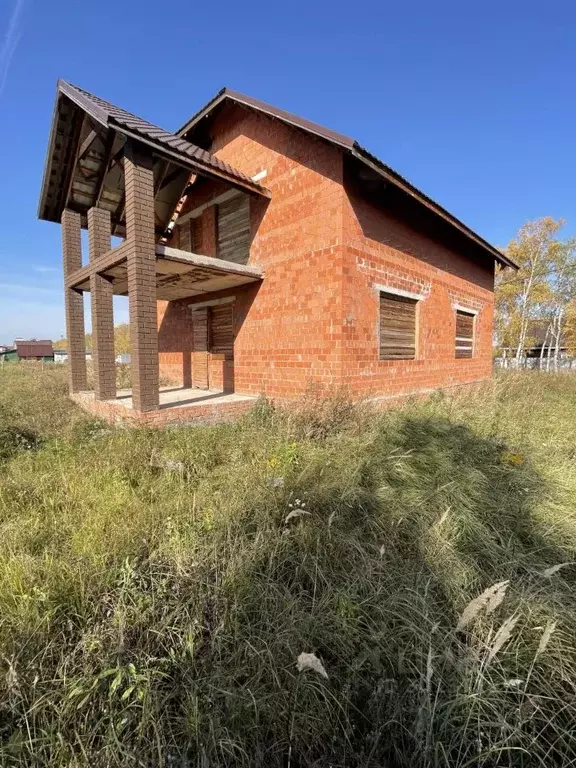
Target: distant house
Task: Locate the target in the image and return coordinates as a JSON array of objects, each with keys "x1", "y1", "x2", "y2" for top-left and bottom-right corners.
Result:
[
  {"x1": 497, "y1": 324, "x2": 572, "y2": 369},
  {"x1": 0, "y1": 340, "x2": 55, "y2": 363}
]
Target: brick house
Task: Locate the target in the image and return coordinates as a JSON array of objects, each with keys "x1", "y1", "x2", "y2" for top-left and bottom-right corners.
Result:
[{"x1": 38, "y1": 81, "x2": 516, "y2": 424}]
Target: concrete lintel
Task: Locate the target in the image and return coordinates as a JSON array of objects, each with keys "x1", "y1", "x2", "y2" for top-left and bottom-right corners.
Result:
[
  {"x1": 188, "y1": 296, "x2": 235, "y2": 311},
  {"x1": 373, "y1": 283, "x2": 428, "y2": 302}
]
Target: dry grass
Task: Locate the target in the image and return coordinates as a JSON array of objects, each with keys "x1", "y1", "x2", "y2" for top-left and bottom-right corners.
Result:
[{"x1": 0, "y1": 364, "x2": 576, "y2": 766}]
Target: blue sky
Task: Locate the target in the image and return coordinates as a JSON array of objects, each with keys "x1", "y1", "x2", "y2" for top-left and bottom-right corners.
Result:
[{"x1": 0, "y1": 0, "x2": 575, "y2": 345}]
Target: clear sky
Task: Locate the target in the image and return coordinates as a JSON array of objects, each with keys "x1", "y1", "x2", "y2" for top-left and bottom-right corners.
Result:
[{"x1": 0, "y1": 0, "x2": 575, "y2": 345}]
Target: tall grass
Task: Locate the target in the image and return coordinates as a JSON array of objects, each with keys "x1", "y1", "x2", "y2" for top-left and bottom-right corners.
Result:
[{"x1": 0, "y1": 364, "x2": 576, "y2": 766}]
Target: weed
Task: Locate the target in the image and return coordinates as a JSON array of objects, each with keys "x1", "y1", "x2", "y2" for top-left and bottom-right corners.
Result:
[{"x1": 0, "y1": 365, "x2": 575, "y2": 766}]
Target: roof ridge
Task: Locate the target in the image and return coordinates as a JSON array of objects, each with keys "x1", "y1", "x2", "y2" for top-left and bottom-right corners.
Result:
[
  {"x1": 176, "y1": 87, "x2": 355, "y2": 149},
  {"x1": 176, "y1": 87, "x2": 515, "y2": 269}
]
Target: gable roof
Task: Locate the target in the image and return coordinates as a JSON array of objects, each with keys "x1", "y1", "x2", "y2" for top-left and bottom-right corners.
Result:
[
  {"x1": 178, "y1": 88, "x2": 517, "y2": 270},
  {"x1": 14, "y1": 340, "x2": 54, "y2": 358},
  {"x1": 38, "y1": 81, "x2": 269, "y2": 225}
]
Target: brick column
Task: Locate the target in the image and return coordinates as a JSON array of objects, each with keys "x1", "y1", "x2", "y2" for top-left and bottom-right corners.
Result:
[
  {"x1": 88, "y1": 208, "x2": 115, "y2": 400},
  {"x1": 124, "y1": 142, "x2": 159, "y2": 412},
  {"x1": 61, "y1": 209, "x2": 87, "y2": 393},
  {"x1": 192, "y1": 307, "x2": 209, "y2": 389}
]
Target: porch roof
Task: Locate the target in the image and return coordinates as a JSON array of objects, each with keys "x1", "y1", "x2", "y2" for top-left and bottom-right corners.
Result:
[
  {"x1": 38, "y1": 81, "x2": 269, "y2": 234},
  {"x1": 72, "y1": 245, "x2": 263, "y2": 301}
]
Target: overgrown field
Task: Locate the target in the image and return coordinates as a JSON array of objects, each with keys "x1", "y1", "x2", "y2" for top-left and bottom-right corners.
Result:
[{"x1": 1, "y1": 364, "x2": 576, "y2": 767}]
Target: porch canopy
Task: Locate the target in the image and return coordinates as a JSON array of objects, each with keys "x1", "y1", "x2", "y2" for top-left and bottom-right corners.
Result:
[
  {"x1": 39, "y1": 80, "x2": 268, "y2": 233},
  {"x1": 38, "y1": 80, "x2": 268, "y2": 413}
]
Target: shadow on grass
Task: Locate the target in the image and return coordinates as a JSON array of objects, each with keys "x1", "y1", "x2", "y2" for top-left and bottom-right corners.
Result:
[{"x1": 2, "y1": 411, "x2": 575, "y2": 768}]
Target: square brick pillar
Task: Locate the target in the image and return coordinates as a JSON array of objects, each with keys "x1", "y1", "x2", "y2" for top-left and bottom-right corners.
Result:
[
  {"x1": 124, "y1": 142, "x2": 159, "y2": 412},
  {"x1": 192, "y1": 307, "x2": 209, "y2": 389},
  {"x1": 61, "y1": 209, "x2": 87, "y2": 393},
  {"x1": 88, "y1": 208, "x2": 116, "y2": 400}
]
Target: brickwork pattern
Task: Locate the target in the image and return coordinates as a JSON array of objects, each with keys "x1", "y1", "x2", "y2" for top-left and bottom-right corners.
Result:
[
  {"x1": 61, "y1": 209, "x2": 87, "y2": 392},
  {"x1": 175, "y1": 106, "x2": 347, "y2": 398},
  {"x1": 157, "y1": 300, "x2": 194, "y2": 386},
  {"x1": 71, "y1": 391, "x2": 255, "y2": 426},
  {"x1": 341, "y1": 193, "x2": 494, "y2": 397},
  {"x1": 157, "y1": 105, "x2": 496, "y2": 403},
  {"x1": 191, "y1": 308, "x2": 209, "y2": 389},
  {"x1": 125, "y1": 143, "x2": 159, "y2": 411},
  {"x1": 88, "y1": 207, "x2": 116, "y2": 400}
]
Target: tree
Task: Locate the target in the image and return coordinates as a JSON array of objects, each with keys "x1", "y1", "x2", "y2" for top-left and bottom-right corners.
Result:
[
  {"x1": 542, "y1": 237, "x2": 576, "y2": 369},
  {"x1": 564, "y1": 299, "x2": 576, "y2": 358},
  {"x1": 113, "y1": 324, "x2": 131, "y2": 355},
  {"x1": 55, "y1": 324, "x2": 131, "y2": 355},
  {"x1": 496, "y1": 218, "x2": 564, "y2": 363}
]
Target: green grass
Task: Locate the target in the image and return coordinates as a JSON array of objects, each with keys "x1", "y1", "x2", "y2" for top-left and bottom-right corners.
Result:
[{"x1": 1, "y1": 364, "x2": 576, "y2": 766}]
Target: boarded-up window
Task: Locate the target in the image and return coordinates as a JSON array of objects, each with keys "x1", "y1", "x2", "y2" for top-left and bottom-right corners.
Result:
[
  {"x1": 379, "y1": 292, "x2": 417, "y2": 360},
  {"x1": 455, "y1": 310, "x2": 474, "y2": 358},
  {"x1": 217, "y1": 195, "x2": 250, "y2": 264},
  {"x1": 210, "y1": 304, "x2": 234, "y2": 357},
  {"x1": 177, "y1": 219, "x2": 195, "y2": 252}
]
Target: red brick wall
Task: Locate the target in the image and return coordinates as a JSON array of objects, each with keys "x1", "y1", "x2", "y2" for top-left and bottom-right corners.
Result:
[
  {"x1": 341, "y1": 185, "x2": 494, "y2": 398},
  {"x1": 208, "y1": 106, "x2": 346, "y2": 397},
  {"x1": 157, "y1": 300, "x2": 193, "y2": 386},
  {"x1": 159, "y1": 106, "x2": 347, "y2": 397},
  {"x1": 157, "y1": 104, "x2": 495, "y2": 401}
]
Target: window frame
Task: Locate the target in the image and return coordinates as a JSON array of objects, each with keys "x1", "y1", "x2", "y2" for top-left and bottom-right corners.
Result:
[
  {"x1": 454, "y1": 305, "x2": 477, "y2": 359},
  {"x1": 376, "y1": 285, "x2": 423, "y2": 362}
]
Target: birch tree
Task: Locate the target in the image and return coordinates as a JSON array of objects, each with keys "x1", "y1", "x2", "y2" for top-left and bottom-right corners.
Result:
[
  {"x1": 497, "y1": 218, "x2": 563, "y2": 363},
  {"x1": 544, "y1": 237, "x2": 576, "y2": 369}
]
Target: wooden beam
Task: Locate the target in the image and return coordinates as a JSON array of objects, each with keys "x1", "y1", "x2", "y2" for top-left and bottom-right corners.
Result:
[
  {"x1": 60, "y1": 110, "x2": 86, "y2": 212},
  {"x1": 175, "y1": 188, "x2": 241, "y2": 227},
  {"x1": 158, "y1": 165, "x2": 183, "y2": 191},
  {"x1": 77, "y1": 129, "x2": 98, "y2": 160},
  {"x1": 93, "y1": 129, "x2": 116, "y2": 208},
  {"x1": 159, "y1": 170, "x2": 193, "y2": 241},
  {"x1": 154, "y1": 159, "x2": 169, "y2": 195}
]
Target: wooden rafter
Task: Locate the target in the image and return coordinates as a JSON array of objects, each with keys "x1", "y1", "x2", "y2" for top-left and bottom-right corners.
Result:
[
  {"x1": 61, "y1": 111, "x2": 87, "y2": 212},
  {"x1": 160, "y1": 171, "x2": 197, "y2": 242},
  {"x1": 93, "y1": 130, "x2": 116, "y2": 208},
  {"x1": 77, "y1": 128, "x2": 98, "y2": 161}
]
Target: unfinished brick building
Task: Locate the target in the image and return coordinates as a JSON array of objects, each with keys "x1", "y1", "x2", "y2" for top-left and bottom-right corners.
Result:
[{"x1": 38, "y1": 81, "x2": 517, "y2": 424}]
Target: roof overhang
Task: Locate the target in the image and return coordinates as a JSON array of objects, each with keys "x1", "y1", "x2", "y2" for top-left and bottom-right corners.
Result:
[
  {"x1": 178, "y1": 89, "x2": 517, "y2": 271},
  {"x1": 38, "y1": 81, "x2": 269, "y2": 231}
]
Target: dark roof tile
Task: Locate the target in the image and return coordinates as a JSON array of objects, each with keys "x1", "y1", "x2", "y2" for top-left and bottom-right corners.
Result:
[{"x1": 62, "y1": 81, "x2": 267, "y2": 194}]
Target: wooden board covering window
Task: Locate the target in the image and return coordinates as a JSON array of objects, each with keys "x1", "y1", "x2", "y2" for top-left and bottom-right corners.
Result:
[
  {"x1": 455, "y1": 310, "x2": 474, "y2": 358},
  {"x1": 379, "y1": 292, "x2": 417, "y2": 360},
  {"x1": 217, "y1": 195, "x2": 250, "y2": 264},
  {"x1": 177, "y1": 219, "x2": 194, "y2": 252},
  {"x1": 210, "y1": 304, "x2": 234, "y2": 358}
]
